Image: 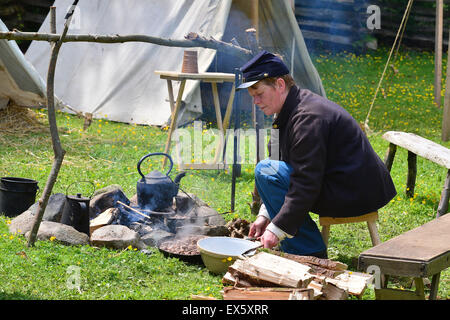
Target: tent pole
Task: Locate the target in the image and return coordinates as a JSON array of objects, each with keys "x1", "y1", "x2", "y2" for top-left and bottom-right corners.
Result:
[
  {"x1": 442, "y1": 28, "x2": 450, "y2": 141},
  {"x1": 251, "y1": 0, "x2": 259, "y2": 42},
  {"x1": 435, "y1": 0, "x2": 443, "y2": 108},
  {"x1": 245, "y1": 28, "x2": 263, "y2": 216},
  {"x1": 231, "y1": 69, "x2": 242, "y2": 212}
]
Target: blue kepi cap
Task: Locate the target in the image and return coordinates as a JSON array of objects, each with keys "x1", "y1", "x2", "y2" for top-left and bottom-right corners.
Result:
[{"x1": 237, "y1": 50, "x2": 289, "y2": 89}]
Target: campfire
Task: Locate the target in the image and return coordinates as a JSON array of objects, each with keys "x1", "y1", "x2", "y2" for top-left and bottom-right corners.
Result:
[
  {"x1": 87, "y1": 184, "x2": 234, "y2": 257},
  {"x1": 85, "y1": 152, "x2": 241, "y2": 257}
]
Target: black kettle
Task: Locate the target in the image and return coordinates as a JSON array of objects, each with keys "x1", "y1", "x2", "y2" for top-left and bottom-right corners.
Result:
[
  {"x1": 136, "y1": 152, "x2": 186, "y2": 211},
  {"x1": 60, "y1": 182, "x2": 95, "y2": 236}
]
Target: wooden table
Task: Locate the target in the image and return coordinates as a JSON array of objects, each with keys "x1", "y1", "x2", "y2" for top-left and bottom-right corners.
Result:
[
  {"x1": 358, "y1": 213, "x2": 450, "y2": 300},
  {"x1": 155, "y1": 71, "x2": 235, "y2": 170},
  {"x1": 383, "y1": 131, "x2": 450, "y2": 218}
]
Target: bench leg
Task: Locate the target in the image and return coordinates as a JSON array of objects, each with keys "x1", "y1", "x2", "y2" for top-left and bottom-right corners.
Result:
[
  {"x1": 384, "y1": 143, "x2": 397, "y2": 172},
  {"x1": 406, "y1": 151, "x2": 417, "y2": 198},
  {"x1": 321, "y1": 225, "x2": 330, "y2": 247},
  {"x1": 414, "y1": 278, "x2": 425, "y2": 299},
  {"x1": 367, "y1": 220, "x2": 381, "y2": 246},
  {"x1": 437, "y1": 169, "x2": 450, "y2": 218},
  {"x1": 429, "y1": 273, "x2": 441, "y2": 300}
]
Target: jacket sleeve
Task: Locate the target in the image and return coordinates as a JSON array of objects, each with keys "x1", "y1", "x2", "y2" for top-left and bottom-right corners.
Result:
[{"x1": 271, "y1": 112, "x2": 329, "y2": 236}]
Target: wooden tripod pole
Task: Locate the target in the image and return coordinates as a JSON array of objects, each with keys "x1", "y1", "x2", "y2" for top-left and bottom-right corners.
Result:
[{"x1": 27, "y1": 5, "x2": 72, "y2": 247}]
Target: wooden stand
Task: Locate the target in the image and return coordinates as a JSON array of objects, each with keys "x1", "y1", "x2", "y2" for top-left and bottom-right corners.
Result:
[
  {"x1": 154, "y1": 71, "x2": 235, "y2": 170},
  {"x1": 358, "y1": 213, "x2": 450, "y2": 300},
  {"x1": 320, "y1": 211, "x2": 381, "y2": 247}
]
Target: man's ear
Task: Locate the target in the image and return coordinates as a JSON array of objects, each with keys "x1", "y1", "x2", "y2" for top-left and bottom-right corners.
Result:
[{"x1": 276, "y1": 77, "x2": 286, "y2": 92}]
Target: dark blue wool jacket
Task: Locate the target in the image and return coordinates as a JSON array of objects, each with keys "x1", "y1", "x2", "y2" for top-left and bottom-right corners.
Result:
[{"x1": 268, "y1": 86, "x2": 397, "y2": 236}]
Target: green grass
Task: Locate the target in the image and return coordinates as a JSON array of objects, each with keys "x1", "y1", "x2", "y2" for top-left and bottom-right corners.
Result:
[{"x1": 0, "y1": 47, "x2": 449, "y2": 300}]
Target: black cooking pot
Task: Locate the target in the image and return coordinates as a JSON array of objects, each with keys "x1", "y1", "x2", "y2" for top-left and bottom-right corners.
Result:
[
  {"x1": 0, "y1": 177, "x2": 39, "y2": 217},
  {"x1": 136, "y1": 152, "x2": 186, "y2": 211}
]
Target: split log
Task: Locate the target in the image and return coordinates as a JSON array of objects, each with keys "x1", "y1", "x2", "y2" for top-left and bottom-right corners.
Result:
[
  {"x1": 228, "y1": 252, "x2": 314, "y2": 288},
  {"x1": 222, "y1": 251, "x2": 370, "y2": 299},
  {"x1": 222, "y1": 287, "x2": 314, "y2": 300},
  {"x1": 89, "y1": 207, "x2": 117, "y2": 234},
  {"x1": 288, "y1": 289, "x2": 315, "y2": 300},
  {"x1": 318, "y1": 271, "x2": 373, "y2": 297},
  {"x1": 319, "y1": 282, "x2": 348, "y2": 300},
  {"x1": 0, "y1": 30, "x2": 252, "y2": 61},
  {"x1": 267, "y1": 249, "x2": 348, "y2": 271},
  {"x1": 223, "y1": 270, "x2": 282, "y2": 288},
  {"x1": 307, "y1": 280, "x2": 325, "y2": 299}
]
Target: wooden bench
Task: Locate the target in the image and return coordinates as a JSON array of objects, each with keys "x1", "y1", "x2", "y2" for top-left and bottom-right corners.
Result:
[
  {"x1": 358, "y1": 213, "x2": 450, "y2": 300},
  {"x1": 383, "y1": 131, "x2": 450, "y2": 218}
]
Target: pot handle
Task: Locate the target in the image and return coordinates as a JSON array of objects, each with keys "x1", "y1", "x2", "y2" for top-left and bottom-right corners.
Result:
[{"x1": 137, "y1": 152, "x2": 173, "y2": 179}]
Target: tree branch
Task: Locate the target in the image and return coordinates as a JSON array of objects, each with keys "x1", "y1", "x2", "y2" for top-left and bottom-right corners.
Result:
[
  {"x1": 0, "y1": 30, "x2": 252, "y2": 60},
  {"x1": 27, "y1": 6, "x2": 67, "y2": 247}
]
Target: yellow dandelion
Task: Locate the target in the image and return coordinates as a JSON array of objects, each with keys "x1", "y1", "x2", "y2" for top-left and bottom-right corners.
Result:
[{"x1": 50, "y1": 236, "x2": 56, "y2": 241}]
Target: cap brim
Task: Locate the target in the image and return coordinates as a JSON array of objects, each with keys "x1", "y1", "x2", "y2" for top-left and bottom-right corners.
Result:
[{"x1": 236, "y1": 80, "x2": 259, "y2": 90}]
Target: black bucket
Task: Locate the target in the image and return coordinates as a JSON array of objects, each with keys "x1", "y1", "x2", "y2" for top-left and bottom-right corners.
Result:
[{"x1": 0, "y1": 177, "x2": 39, "y2": 217}]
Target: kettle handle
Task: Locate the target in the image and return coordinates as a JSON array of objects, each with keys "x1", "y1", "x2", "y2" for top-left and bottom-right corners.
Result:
[
  {"x1": 65, "y1": 180, "x2": 96, "y2": 198},
  {"x1": 137, "y1": 152, "x2": 173, "y2": 179}
]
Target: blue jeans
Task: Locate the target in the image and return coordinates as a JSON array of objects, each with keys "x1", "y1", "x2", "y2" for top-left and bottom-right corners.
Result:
[{"x1": 255, "y1": 159, "x2": 327, "y2": 256}]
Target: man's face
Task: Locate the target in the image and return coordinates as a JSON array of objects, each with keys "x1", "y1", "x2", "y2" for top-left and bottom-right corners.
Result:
[{"x1": 247, "y1": 80, "x2": 286, "y2": 116}]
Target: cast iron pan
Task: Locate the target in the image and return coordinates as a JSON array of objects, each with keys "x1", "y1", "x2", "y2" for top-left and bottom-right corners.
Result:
[{"x1": 157, "y1": 236, "x2": 205, "y2": 265}]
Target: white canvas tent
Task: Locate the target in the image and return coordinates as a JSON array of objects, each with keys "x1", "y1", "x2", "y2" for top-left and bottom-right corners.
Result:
[
  {"x1": 0, "y1": 19, "x2": 46, "y2": 110},
  {"x1": 24, "y1": 0, "x2": 325, "y2": 126}
]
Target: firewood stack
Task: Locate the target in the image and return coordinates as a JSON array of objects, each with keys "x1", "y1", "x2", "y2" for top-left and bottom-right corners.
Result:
[
  {"x1": 221, "y1": 250, "x2": 372, "y2": 300},
  {"x1": 225, "y1": 218, "x2": 251, "y2": 238}
]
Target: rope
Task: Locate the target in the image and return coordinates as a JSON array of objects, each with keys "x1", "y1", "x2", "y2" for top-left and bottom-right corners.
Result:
[{"x1": 364, "y1": 0, "x2": 414, "y2": 133}]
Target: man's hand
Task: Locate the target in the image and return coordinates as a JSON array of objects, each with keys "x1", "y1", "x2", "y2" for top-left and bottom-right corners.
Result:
[
  {"x1": 260, "y1": 229, "x2": 280, "y2": 249},
  {"x1": 248, "y1": 215, "x2": 270, "y2": 238}
]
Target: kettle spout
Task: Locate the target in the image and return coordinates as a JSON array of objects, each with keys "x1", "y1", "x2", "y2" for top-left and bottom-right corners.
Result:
[{"x1": 174, "y1": 172, "x2": 186, "y2": 185}]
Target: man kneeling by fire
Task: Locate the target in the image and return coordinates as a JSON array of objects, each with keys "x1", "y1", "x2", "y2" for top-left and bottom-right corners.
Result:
[{"x1": 238, "y1": 51, "x2": 396, "y2": 258}]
